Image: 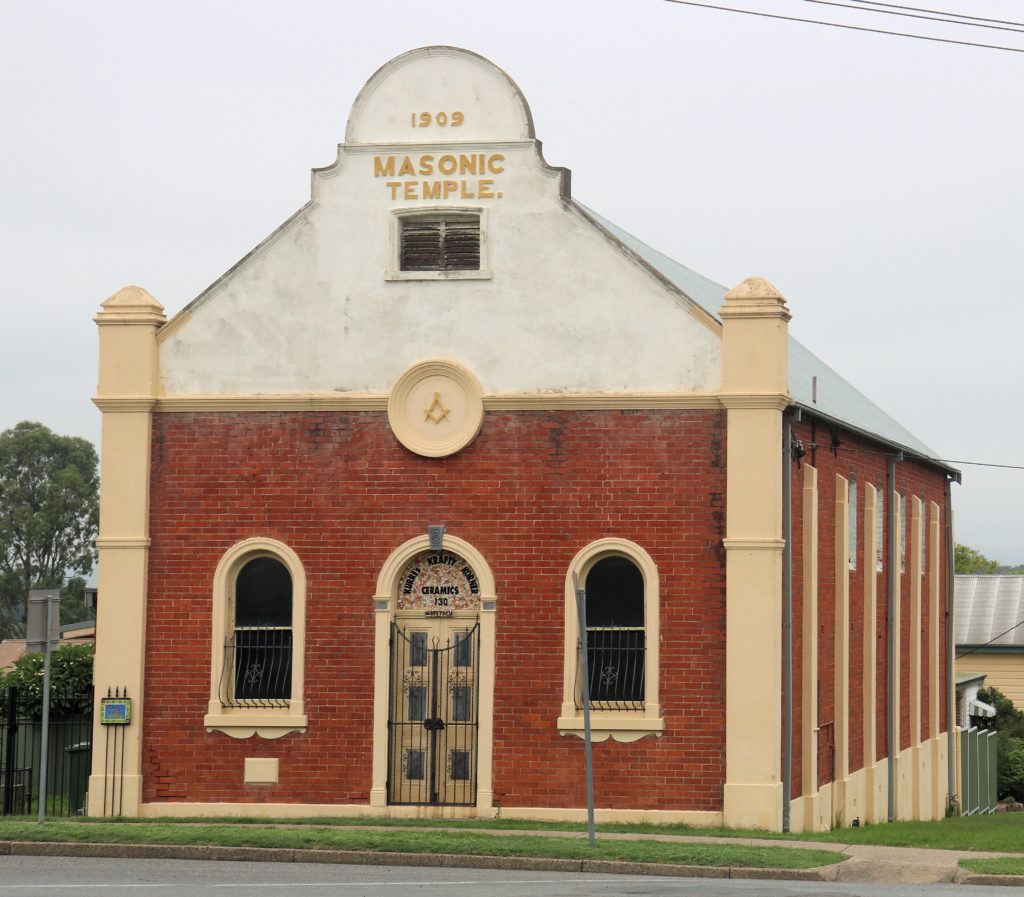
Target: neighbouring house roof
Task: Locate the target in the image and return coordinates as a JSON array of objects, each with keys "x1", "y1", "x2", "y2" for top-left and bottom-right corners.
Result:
[
  {"x1": 0, "y1": 639, "x2": 27, "y2": 671},
  {"x1": 956, "y1": 575, "x2": 1024, "y2": 649},
  {"x1": 585, "y1": 205, "x2": 949, "y2": 467}
]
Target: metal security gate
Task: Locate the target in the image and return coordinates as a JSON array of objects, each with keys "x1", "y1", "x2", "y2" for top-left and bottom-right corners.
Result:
[
  {"x1": 1, "y1": 685, "x2": 92, "y2": 817},
  {"x1": 387, "y1": 620, "x2": 479, "y2": 806}
]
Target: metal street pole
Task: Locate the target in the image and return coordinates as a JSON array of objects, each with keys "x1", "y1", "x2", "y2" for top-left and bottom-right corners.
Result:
[
  {"x1": 28, "y1": 589, "x2": 60, "y2": 822},
  {"x1": 574, "y1": 573, "x2": 596, "y2": 847}
]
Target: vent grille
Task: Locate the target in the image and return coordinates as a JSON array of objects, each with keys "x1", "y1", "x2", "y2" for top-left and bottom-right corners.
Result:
[{"x1": 401, "y1": 218, "x2": 480, "y2": 271}]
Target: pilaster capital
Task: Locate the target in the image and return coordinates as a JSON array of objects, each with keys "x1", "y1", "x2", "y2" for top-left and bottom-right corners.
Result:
[
  {"x1": 94, "y1": 286, "x2": 166, "y2": 326},
  {"x1": 720, "y1": 276, "x2": 792, "y2": 321}
]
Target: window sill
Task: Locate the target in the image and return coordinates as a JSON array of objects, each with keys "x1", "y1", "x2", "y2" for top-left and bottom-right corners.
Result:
[
  {"x1": 204, "y1": 706, "x2": 307, "y2": 740},
  {"x1": 557, "y1": 708, "x2": 664, "y2": 743},
  {"x1": 385, "y1": 269, "x2": 492, "y2": 282}
]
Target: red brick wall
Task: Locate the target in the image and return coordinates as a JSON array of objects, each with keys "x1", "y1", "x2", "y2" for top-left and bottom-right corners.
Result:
[
  {"x1": 788, "y1": 417, "x2": 950, "y2": 793},
  {"x1": 142, "y1": 409, "x2": 728, "y2": 810}
]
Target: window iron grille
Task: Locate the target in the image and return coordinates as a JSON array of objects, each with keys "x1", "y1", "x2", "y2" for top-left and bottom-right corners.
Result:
[
  {"x1": 219, "y1": 626, "x2": 292, "y2": 708},
  {"x1": 577, "y1": 627, "x2": 645, "y2": 711}
]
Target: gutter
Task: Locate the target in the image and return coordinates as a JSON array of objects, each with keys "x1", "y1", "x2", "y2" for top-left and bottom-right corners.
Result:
[
  {"x1": 887, "y1": 451, "x2": 902, "y2": 822},
  {"x1": 945, "y1": 476, "x2": 957, "y2": 814}
]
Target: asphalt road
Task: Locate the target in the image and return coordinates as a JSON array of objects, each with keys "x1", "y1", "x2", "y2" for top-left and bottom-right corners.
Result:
[{"x1": 0, "y1": 856, "x2": 1018, "y2": 897}]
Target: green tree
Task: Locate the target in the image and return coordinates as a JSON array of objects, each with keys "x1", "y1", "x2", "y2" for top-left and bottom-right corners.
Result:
[
  {"x1": 954, "y1": 543, "x2": 1000, "y2": 575},
  {"x1": 0, "y1": 421, "x2": 98, "y2": 639},
  {"x1": 0, "y1": 643, "x2": 93, "y2": 717},
  {"x1": 974, "y1": 687, "x2": 1024, "y2": 802}
]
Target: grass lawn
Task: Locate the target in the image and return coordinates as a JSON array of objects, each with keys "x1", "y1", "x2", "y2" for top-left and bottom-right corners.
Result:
[
  {"x1": 2, "y1": 811, "x2": 1021, "y2": 871},
  {"x1": 960, "y1": 856, "x2": 1024, "y2": 876},
  {"x1": 55, "y1": 810, "x2": 1024, "y2": 852},
  {"x1": 0, "y1": 819, "x2": 841, "y2": 870}
]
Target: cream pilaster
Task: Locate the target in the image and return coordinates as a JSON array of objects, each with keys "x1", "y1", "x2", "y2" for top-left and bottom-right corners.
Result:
[
  {"x1": 833, "y1": 475, "x2": 851, "y2": 822},
  {"x1": 89, "y1": 286, "x2": 165, "y2": 816},
  {"x1": 800, "y1": 464, "x2": 819, "y2": 831},
  {"x1": 929, "y1": 501, "x2": 946, "y2": 819},
  {"x1": 862, "y1": 483, "x2": 881, "y2": 822},
  {"x1": 910, "y1": 496, "x2": 925, "y2": 817},
  {"x1": 720, "y1": 276, "x2": 791, "y2": 830}
]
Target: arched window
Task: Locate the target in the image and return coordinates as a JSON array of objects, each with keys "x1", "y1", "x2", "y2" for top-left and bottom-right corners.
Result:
[
  {"x1": 230, "y1": 557, "x2": 292, "y2": 705},
  {"x1": 205, "y1": 539, "x2": 307, "y2": 739},
  {"x1": 559, "y1": 539, "x2": 664, "y2": 742},
  {"x1": 583, "y1": 556, "x2": 645, "y2": 709}
]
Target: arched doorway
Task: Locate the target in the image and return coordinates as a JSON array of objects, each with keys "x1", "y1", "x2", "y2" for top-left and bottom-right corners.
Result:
[{"x1": 370, "y1": 536, "x2": 496, "y2": 812}]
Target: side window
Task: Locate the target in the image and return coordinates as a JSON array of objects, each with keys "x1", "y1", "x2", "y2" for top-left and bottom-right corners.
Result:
[
  {"x1": 848, "y1": 477, "x2": 858, "y2": 571},
  {"x1": 230, "y1": 557, "x2": 292, "y2": 705},
  {"x1": 875, "y1": 481, "x2": 884, "y2": 572},
  {"x1": 559, "y1": 539, "x2": 664, "y2": 741},
  {"x1": 900, "y1": 492, "x2": 907, "y2": 573},
  {"x1": 205, "y1": 538, "x2": 307, "y2": 738},
  {"x1": 583, "y1": 556, "x2": 645, "y2": 709}
]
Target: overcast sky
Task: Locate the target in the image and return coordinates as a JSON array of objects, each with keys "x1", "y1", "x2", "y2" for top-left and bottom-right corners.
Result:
[{"x1": 2, "y1": 0, "x2": 1021, "y2": 563}]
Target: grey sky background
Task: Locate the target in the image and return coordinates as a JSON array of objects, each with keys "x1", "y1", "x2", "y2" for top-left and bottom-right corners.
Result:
[{"x1": 2, "y1": 1, "x2": 1021, "y2": 562}]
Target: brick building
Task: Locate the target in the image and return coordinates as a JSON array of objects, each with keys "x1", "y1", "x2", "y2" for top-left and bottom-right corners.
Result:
[{"x1": 89, "y1": 47, "x2": 956, "y2": 830}]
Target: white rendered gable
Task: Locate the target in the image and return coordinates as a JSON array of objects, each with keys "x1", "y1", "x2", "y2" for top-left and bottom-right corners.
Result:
[{"x1": 158, "y1": 47, "x2": 722, "y2": 398}]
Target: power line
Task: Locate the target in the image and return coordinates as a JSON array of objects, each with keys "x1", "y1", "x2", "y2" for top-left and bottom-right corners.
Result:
[
  {"x1": 956, "y1": 616, "x2": 1024, "y2": 659},
  {"x1": 933, "y1": 459, "x2": 1024, "y2": 471},
  {"x1": 798, "y1": 443, "x2": 1024, "y2": 471},
  {"x1": 801, "y1": 0, "x2": 1024, "y2": 34},
  {"x1": 846, "y1": 0, "x2": 1024, "y2": 29},
  {"x1": 662, "y1": 0, "x2": 1024, "y2": 53}
]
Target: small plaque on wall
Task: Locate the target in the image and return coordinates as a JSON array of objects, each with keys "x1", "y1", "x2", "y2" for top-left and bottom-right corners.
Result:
[{"x1": 100, "y1": 698, "x2": 132, "y2": 725}]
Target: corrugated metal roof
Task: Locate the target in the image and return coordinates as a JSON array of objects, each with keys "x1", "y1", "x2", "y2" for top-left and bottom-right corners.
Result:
[
  {"x1": 582, "y1": 203, "x2": 943, "y2": 462},
  {"x1": 955, "y1": 575, "x2": 1024, "y2": 648}
]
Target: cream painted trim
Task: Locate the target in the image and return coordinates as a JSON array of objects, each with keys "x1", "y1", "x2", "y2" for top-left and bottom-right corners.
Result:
[
  {"x1": 152, "y1": 393, "x2": 725, "y2": 413},
  {"x1": 498, "y1": 807, "x2": 723, "y2": 826},
  {"x1": 928, "y1": 501, "x2": 941, "y2": 740},
  {"x1": 722, "y1": 538, "x2": 787, "y2": 551},
  {"x1": 154, "y1": 309, "x2": 192, "y2": 343},
  {"x1": 373, "y1": 535, "x2": 497, "y2": 605},
  {"x1": 718, "y1": 394, "x2": 793, "y2": 411},
  {"x1": 244, "y1": 758, "x2": 280, "y2": 784},
  {"x1": 559, "y1": 539, "x2": 663, "y2": 741},
  {"x1": 371, "y1": 534, "x2": 496, "y2": 810},
  {"x1": 555, "y1": 715, "x2": 664, "y2": 743},
  {"x1": 834, "y1": 475, "x2": 850, "y2": 786},
  {"x1": 386, "y1": 206, "x2": 491, "y2": 282},
  {"x1": 156, "y1": 396, "x2": 389, "y2": 412},
  {"x1": 341, "y1": 140, "x2": 537, "y2": 155},
  {"x1": 801, "y1": 465, "x2": 819, "y2": 816},
  {"x1": 205, "y1": 538, "x2": 308, "y2": 739},
  {"x1": 909, "y1": 497, "x2": 924, "y2": 749},
  {"x1": 94, "y1": 537, "x2": 152, "y2": 550},
  {"x1": 387, "y1": 359, "x2": 485, "y2": 458},
  {"x1": 789, "y1": 731, "x2": 948, "y2": 831},
  {"x1": 862, "y1": 482, "x2": 879, "y2": 815},
  {"x1": 138, "y1": 799, "x2": 721, "y2": 826},
  {"x1": 93, "y1": 397, "x2": 158, "y2": 413}
]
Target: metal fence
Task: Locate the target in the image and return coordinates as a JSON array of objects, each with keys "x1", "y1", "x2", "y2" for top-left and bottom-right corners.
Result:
[
  {"x1": 959, "y1": 726, "x2": 998, "y2": 816},
  {"x1": 1, "y1": 685, "x2": 93, "y2": 817}
]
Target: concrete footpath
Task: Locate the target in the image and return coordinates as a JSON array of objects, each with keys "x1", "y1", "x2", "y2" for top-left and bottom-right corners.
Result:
[{"x1": 1, "y1": 828, "x2": 1022, "y2": 887}]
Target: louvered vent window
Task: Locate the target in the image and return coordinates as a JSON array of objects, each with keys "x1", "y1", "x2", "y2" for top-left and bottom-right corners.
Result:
[{"x1": 400, "y1": 216, "x2": 480, "y2": 271}]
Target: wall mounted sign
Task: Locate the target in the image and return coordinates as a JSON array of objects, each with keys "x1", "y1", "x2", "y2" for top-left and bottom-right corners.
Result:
[
  {"x1": 398, "y1": 550, "x2": 481, "y2": 615},
  {"x1": 388, "y1": 359, "x2": 484, "y2": 458},
  {"x1": 373, "y1": 151, "x2": 505, "y2": 201},
  {"x1": 100, "y1": 697, "x2": 132, "y2": 725}
]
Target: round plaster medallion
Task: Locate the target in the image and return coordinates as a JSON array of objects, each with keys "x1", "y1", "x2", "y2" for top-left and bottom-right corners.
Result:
[{"x1": 387, "y1": 359, "x2": 484, "y2": 458}]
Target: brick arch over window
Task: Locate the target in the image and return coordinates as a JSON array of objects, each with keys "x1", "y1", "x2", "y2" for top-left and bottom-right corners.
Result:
[
  {"x1": 204, "y1": 538, "x2": 307, "y2": 739},
  {"x1": 369, "y1": 534, "x2": 497, "y2": 811},
  {"x1": 559, "y1": 538, "x2": 664, "y2": 742}
]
